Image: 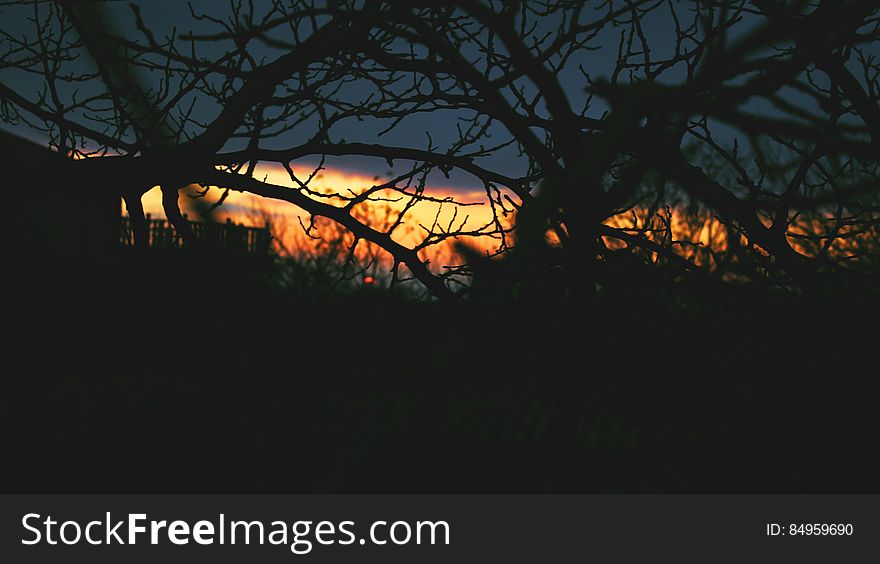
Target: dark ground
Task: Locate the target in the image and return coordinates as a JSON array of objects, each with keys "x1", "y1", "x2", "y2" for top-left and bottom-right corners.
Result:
[{"x1": 4, "y1": 247, "x2": 879, "y2": 493}]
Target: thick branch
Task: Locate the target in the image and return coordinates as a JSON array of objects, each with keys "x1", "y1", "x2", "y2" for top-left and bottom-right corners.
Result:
[
  {"x1": 218, "y1": 142, "x2": 530, "y2": 200},
  {"x1": 194, "y1": 168, "x2": 455, "y2": 301}
]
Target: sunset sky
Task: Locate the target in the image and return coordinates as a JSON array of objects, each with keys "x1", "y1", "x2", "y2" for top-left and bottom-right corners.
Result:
[
  {"x1": 4, "y1": 0, "x2": 864, "y2": 272},
  {"x1": 126, "y1": 161, "x2": 509, "y2": 261}
]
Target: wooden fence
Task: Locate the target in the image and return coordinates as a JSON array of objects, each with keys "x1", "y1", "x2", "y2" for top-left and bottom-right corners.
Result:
[{"x1": 120, "y1": 215, "x2": 272, "y2": 255}]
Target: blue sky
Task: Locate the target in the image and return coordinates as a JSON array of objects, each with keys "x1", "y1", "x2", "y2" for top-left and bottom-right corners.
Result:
[
  {"x1": 1, "y1": 1, "x2": 718, "y2": 187},
  {"x1": 4, "y1": 0, "x2": 866, "y2": 195}
]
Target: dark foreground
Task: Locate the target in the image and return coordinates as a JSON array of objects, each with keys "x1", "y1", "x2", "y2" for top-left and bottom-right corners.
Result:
[{"x1": 5, "y1": 248, "x2": 879, "y2": 493}]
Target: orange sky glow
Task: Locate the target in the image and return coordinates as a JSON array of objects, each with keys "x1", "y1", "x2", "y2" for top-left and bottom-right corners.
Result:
[
  {"x1": 123, "y1": 162, "x2": 514, "y2": 276},
  {"x1": 121, "y1": 161, "x2": 879, "y2": 280}
]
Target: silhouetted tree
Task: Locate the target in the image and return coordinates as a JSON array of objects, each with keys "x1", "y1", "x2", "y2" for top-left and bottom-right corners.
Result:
[{"x1": 2, "y1": 0, "x2": 878, "y2": 301}]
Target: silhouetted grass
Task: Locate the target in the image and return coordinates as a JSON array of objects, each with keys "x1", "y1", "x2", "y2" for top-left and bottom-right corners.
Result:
[{"x1": 5, "y1": 245, "x2": 879, "y2": 493}]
